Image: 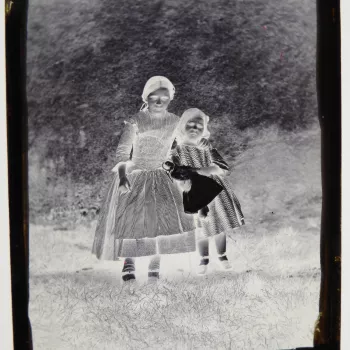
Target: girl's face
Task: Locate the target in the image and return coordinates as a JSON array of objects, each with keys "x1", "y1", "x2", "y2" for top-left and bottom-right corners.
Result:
[
  {"x1": 184, "y1": 116, "x2": 205, "y2": 142},
  {"x1": 147, "y1": 88, "x2": 170, "y2": 115}
]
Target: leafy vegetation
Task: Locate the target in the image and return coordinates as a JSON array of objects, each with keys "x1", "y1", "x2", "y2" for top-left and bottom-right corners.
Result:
[{"x1": 27, "y1": 0, "x2": 317, "y2": 218}]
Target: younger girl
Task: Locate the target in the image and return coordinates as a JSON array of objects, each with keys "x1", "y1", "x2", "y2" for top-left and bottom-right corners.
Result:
[{"x1": 168, "y1": 108, "x2": 245, "y2": 275}]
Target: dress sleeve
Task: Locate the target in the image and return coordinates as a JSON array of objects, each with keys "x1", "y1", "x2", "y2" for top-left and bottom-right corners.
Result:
[
  {"x1": 115, "y1": 119, "x2": 138, "y2": 164},
  {"x1": 209, "y1": 146, "x2": 230, "y2": 171},
  {"x1": 166, "y1": 145, "x2": 180, "y2": 165},
  {"x1": 170, "y1": 138, "x2": 178, "y2": 150}
]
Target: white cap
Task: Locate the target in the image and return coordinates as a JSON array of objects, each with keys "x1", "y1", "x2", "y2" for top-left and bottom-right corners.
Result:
[{"x1": 141, "y1": 76, "x2": 176, "y2": 103}]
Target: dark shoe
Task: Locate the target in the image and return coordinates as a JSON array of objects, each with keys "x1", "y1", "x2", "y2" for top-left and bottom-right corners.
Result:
[
  {"x1": 122, "y1": 272, "x2": 136, "y2": 282},
  {"x1": 122, "y1": 258, "x2": 135, "y2": 273},
  {"x1": 148, "y1": 271, "x2": 159, "y2": 279},
  {"x1": 218, "y1": 255, "x2": 232, "y2": 270},
  {"x1": 122, "y1": 258, "x2": 136, "y2": 282},
  {"x1": 148, "y1": 271, "x2": 160, "y2": 283},
  {"x1": 197, "y1": 258, "x2": 209, "y2": 275}
]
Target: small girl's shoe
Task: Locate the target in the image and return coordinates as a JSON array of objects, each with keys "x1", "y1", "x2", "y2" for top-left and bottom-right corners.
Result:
[
  {"x1": 218, "y1": 255, "x2": 232, "y2": 270},
  {"x1": 148, "y1": 271, "x2": 160, "y2": 282},
  {"x1": 197, "y1": 258, "x2": 209, "y2": 275}
]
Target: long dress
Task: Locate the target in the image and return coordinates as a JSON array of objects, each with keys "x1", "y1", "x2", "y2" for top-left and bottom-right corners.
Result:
[
  {"x1": 92, "y1": 111, "x2": 196, "y2": 260},
  {"x1": 169, "y1": 143, "x2": 245, "y2": 238}
]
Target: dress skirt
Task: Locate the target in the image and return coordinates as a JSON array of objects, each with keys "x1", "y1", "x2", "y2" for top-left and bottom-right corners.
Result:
[
  {"x1": 196, "y1": 175, "x2": 245, "y2": 238},
  {"x1": 92, "y1": 168, "x2": 196, "y2": 260}
]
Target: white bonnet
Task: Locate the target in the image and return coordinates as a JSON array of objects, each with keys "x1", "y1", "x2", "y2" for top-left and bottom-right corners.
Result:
[
  {"x1": 176, "y1": 108, "x2": 211, "y2": 143},
  {"x1": 141, "y1": 76, "x2": 176, "y2": 103}
]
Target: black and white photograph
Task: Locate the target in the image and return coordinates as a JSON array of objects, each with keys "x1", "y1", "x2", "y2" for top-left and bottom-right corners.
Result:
[{"x1": 27, "y1": 0, "x2": 322, "y2": 348}]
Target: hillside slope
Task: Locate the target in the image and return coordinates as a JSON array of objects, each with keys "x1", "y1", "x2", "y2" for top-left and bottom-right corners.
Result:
[{"x1": 231, "y1": 124, "x2": 321, "y2": 234}]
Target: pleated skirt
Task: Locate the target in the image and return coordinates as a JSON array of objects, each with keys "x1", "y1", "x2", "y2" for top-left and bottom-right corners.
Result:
[{"x1": 92, "y1": 169, "x2": 196, "y2": 260}]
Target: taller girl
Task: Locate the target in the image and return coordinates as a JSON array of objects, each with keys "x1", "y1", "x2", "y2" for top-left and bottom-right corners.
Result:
[{"x1": 92, "y1": 77, "x2": 196, "y2": 282}]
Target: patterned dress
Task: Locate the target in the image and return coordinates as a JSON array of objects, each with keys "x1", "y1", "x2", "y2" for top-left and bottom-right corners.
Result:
[
  {"x1": 169, "y1": 143, "x2": 245, "y2": 238},
  {"x1": 92, "y1": 111, "x2": 196, "y2": 260}
]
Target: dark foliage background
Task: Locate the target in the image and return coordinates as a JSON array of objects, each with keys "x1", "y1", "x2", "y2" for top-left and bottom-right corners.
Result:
[{"x1": 27, "y1": 0, "x2": 317, "y2": 222}]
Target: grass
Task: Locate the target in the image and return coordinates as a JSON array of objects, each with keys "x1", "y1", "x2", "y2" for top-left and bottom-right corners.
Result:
[
  {"x1": 231, "y1": 123, "x2": 321, "y2": 233},
  {"x1": 29, "y1": 224, "x2": 320, "y2": 350},
  {"x1": 29, "y1": 124, "x2": 321, "y2": 349}
]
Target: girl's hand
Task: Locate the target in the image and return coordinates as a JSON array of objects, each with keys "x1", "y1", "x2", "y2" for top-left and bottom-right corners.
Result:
[
  {"x1": 119, "y1": 176, "x2": 131, "y2": 193},
  {"x1": 198, "y1": 206, "x2": 209, "y2": 219},
  {"x1": 198, "y1": 138, "x2": 210, "y2": 149},
  {"x1": 196, "y1": 168, "x2": 204, "y2": 176},
  {"x1": 196, "y1": 167, "x2": 210, "y2": 176},
  {"x1": 178, "y1": 179, "x2": 192, "y2": 192},
  {"x1": 197, "y1": 164, "x2": 224, "y2": 177}
]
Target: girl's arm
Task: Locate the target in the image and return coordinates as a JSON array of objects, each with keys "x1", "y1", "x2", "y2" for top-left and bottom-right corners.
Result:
[
  {"x1": 165, "y1": 143, "x2": 180, "y2": 165},
  {"x1": 118, "y1": 162, "x2": 127, "y2": 179},
  {"x1": 196, "y1": 145, "x2": 229, "y2": 177},
  {"x1": 113, "y1": 119, "x2": 138, "y2": 192},
  {"x1": 115, "y1": 119, "x2": 137, "y2": 167}
]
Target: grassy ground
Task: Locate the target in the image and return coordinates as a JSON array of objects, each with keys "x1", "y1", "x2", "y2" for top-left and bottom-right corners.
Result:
[
  {"x1": 231, "y1": 123, "x2": 321, "y2": 233},
  {"x1": 29, "y1": 225, "x2": 320, "y2": 350},
  {"x1": 29, "y1": 125, "x2": 321, "y2": 349}
]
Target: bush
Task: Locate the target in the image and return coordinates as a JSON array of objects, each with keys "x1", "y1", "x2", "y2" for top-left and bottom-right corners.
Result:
[{"x1": 27, "y1": 0, "x2": 317, "y2": 218}]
